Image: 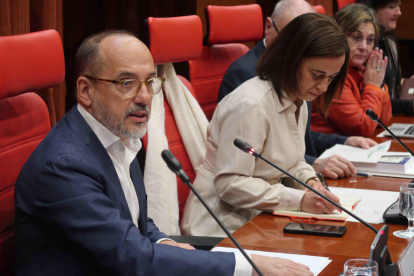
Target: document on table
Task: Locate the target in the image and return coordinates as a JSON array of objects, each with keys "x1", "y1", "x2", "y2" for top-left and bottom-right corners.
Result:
[
  {"x1": 319, "y1": 141, "x2": 391, "y2": 163},
  {"x1": 329, "y1": 187, "x2": 399, "y2": 224},
  {"x1": 212, "y1": 247, "x2": 331, "y2": 276}
]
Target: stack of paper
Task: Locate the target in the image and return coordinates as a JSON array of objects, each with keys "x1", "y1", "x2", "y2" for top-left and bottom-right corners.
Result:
[
  {"x1": 319, "y1": 141, "x2": 414, "y2": 177},
  {"x1": 329, "y1": 187, "x2": 399, "y2": 224},
  {"x1": 212, "y1": 247, "x2": 331, "y2": 275}
]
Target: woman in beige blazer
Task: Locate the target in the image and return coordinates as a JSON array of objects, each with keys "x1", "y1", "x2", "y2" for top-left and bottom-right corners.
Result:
[{"x1": 182, "y1": 13, "x2": 350, "y2": 237}]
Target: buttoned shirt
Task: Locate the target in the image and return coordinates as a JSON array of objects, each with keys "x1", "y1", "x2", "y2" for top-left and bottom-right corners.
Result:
[{"x1": 182, "y1": 77, "x2": 316, "y2": 238}]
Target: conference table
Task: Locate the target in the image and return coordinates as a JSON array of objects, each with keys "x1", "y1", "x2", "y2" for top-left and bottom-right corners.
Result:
[{"x1": 215, "y1": 115, "x2": 414, "y2": 275}]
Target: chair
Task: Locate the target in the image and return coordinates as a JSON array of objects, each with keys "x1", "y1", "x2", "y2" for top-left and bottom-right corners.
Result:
[
  {"x1": 0, "y1": 30, "x2": 65, "y2": 276},
  {"x1": 314, "y1": 5, "x2": 326, "y2": 14},
  {"x1": 145, "y1": 15, "x2": 222, "y2": 249},
  {"x1": 333, "y1": 0, "x2": 356, "y2": 14},
  {"x1": 188, "y1": 4, "x2": 263, "y2": 121}
]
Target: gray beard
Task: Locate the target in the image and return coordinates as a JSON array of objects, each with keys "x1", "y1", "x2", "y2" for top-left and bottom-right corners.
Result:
[{"x1": 91, "y1": 94, "x2": 150, "y2": 139}]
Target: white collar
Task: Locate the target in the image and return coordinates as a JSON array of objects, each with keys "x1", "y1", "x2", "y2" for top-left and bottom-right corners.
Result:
[{"x1": 77, "y1": 104, "x2": 142, "y2": 153}]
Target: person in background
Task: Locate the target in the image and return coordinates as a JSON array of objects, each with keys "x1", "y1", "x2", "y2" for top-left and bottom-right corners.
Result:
[
  {"x1": 14, "y1": 30, "x2": 313, "y2": 276},
  {"x1": 182, "y1": 13, "x2": 348, "y2": 237},
  {"x1": 311, "y1": 4, "x2": 392, "y2": 137},
  {"x1": 356, "y1": 0, "x2": 412, "y2": 114},
  {"x1": 218, "y1": 0, "x2": 377, "y2": 179}
]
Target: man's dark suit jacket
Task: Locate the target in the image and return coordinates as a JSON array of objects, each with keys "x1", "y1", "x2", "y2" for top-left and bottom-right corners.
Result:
[
  {"x1": 218, "y1": 39, "x2": 348, "y2": 164},
  {"x1": 14, "y1": 106, "x2": 235, "y2": 276}
]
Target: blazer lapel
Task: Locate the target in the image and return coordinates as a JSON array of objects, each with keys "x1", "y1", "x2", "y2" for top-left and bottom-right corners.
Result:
[
  {"x1": 65, "y1": 106, "x2": 133, "y2": 221},
  {"x1": 130, "y1": 158, "x2": 148, "y2": 236},
  {"x1": 254, "y1": 39, "x2": 266, "y2": 60}
]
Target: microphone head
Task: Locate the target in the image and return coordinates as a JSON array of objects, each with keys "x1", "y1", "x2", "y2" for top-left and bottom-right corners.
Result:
[
  {"x1": 161, "y1": 150, "x2": 183, "y2": 173},
  {"x1": 366, "y1": 109, "x2": 379, "y2": 121},
  {"x1": 234, "y1": 138, "x2": 253, "y2": 153}
]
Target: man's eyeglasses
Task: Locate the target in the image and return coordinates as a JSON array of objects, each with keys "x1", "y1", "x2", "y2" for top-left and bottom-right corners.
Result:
[
  {"x1": 84, "y1": 75, "x2": 165, "y2": 99},
  {"x1": 347, "y1": 34, "x2": 377, "y2": 47},
  {"x1": 272, "y1": 20, "x2": 280, "y2": 33}
]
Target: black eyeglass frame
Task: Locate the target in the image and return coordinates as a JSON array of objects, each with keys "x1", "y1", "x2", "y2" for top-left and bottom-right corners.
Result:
[{"x1": 272, "y1": 20, "x2": 280, "y2": 33}]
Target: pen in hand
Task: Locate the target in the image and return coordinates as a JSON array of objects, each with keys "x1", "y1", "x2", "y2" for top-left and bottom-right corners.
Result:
[
  {"x1": 316, "y1": 172, "x2": 342, "y2": 213},
  {"x1": 316, "y1": 172, "x2": 330, "y2": 191}
]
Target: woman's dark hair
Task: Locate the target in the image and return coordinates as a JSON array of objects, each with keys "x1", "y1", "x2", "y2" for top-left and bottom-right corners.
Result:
[
  {"x1": 256, "y1": 13, "x2": 350, "y2": 117},
  {"x1": 356, "y1": 0, "x2": 400, "y2": 10}
]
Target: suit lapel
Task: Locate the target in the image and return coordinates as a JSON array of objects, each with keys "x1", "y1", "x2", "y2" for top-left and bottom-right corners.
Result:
[
  {"x1": 130, "y1": 158, "x2": 148, "y2": 237},
  {"x1": 65, "y1": 106, "x2": 133, "y2": 221},
  {"x1": 254, "y1": 39, "x2": 266, "y2": 60}
]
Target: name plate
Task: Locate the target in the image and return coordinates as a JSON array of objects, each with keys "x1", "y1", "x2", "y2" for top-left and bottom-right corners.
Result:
[{"x1": 398, "y1": 237, "x2": 414, "y2": 276}]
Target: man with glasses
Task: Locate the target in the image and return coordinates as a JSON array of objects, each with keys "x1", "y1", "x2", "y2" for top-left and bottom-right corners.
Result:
[
  {"x1": 15, "y1": 30, "x2": 313, "y2": 276},
  {"x1": 218, "y1": 0, "x2": 377, "y2": 180}
]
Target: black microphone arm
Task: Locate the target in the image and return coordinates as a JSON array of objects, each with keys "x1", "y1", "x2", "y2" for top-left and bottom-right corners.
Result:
[
  {"x1": 366, "y1": 108, "x2": 414, "y2": 157},
  {"x1": 161, "y1": 150, "x2": 264, "y2": 276},
  {"x1": 233, "y1": 138, "x2": 378, "y2": 234}
]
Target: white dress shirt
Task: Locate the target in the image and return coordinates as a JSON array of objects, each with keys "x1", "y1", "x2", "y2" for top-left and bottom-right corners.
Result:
[{"x1": 78, "y1": 104, "x2": 141, "y2": 226}]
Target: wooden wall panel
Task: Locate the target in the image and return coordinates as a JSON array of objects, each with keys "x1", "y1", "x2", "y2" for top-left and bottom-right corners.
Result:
[
  {"x1": 306, "y1": 0, "x2": 333, "y2": 16},
  {"x1": 396, "y1": 0, "x2": 414, "y2": 40}
]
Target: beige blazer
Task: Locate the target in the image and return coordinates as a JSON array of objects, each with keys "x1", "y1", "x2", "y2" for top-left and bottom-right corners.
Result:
[{"x1": 181, "y1": 77, "x2": 316, "y2": 237}]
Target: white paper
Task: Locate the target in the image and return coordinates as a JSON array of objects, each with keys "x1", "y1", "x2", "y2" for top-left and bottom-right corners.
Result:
[
  {"x1": 319, "y1": 141, "x2": 391, "y2": 163},
  {"x1": 398, "y1": 237, "x2": 414, "y2": 276},
  {"x1": 329, "y1": 187, "x2": 399, "y2": 224},
  {"x1": 212, "y1": 247, "x2": 331, "y2": 276}
]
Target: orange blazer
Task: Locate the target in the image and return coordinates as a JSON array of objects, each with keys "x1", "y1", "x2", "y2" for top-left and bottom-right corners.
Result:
[{"x1": 311, "y1": 66, "x2": 392, "y2": 137}]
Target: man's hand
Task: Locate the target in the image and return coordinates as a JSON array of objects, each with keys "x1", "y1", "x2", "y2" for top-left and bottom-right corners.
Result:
[
  {"x1": 345, "y1": 136, "x2": 377, "y2": 149},
  {"x1": 312, "y1": 155, "x2": 356, "y2": 179},
  {"x1": 251, "y1": 255, "x2": 313, "y2": 276},
  {"x1": 300, "y1": 187, "x2": 341, "y2": 214},
  {"x1": 159, "y1": 240, "x2": 195, "y2": 250}
]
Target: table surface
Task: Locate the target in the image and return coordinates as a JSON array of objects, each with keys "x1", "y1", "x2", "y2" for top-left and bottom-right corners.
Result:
[{"x1": 216, "y1": 115, "x2": 414, "y2": 275}]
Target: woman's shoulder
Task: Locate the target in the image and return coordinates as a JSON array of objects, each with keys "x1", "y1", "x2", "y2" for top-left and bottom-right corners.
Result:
[
  {"x1": 216, "y1": 77, "x2": 273, "y2": 119},
  {"x1": 222, "y1": 77, "x2": 273, "y2": 105}
]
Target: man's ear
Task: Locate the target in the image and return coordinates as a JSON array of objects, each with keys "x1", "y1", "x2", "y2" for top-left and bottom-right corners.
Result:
[
  {"x1": 76, "y1": 76, "x2": 93, "y2": 107},
  {"x1": 264, "y1": 17, "x2": 273, "y2": 39}
]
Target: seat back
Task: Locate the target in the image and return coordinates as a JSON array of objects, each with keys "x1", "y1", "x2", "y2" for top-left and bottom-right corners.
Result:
[
  {"x1": 0, "y1": 29, "x2": 65, "y2": 276},
  {"x1": 189, "y1": 4, "x2": 263, "y2": 121},
  {"x1": 336, "y1": 0, "x2": 356, "y2": 10},
  {"x1": 145, "y1": 15, "x2": 203, "y2": 222},
  {"x1": 314, "y1": 5, "x2": 326, "y2": 14}
]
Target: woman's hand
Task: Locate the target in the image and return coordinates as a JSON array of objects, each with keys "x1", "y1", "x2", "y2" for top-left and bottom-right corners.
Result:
[
  {"x1": 304, "y1": 178, "x2": 324, "y2": 192},
  {"x1": 363, "y1": 47, "x2": 388, "y2": 89}
]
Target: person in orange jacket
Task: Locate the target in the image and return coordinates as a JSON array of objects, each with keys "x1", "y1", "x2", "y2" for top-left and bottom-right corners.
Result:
[{"x1": 311, "y1": 4, "x2": 392, "y2": 137}]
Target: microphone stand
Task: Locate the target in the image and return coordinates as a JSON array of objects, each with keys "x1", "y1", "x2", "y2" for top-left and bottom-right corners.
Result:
[
  {"x1": 161, "y1": 150, "x2": 264, "y2": 276},
  {"x1": 366, "y1": 109, "x2": 414, "y2": 157}
]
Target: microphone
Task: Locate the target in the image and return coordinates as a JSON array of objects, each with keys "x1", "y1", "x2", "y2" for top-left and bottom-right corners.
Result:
[
  {"x1": 162, "y1": 150, "x2": 190, "y2": 183},
  {"x1": 234, "y1": 138, "x2": 398, "y2": 276},
  {"x1": 366, "y1": 109, "x2": 414, "y2": 157},
  {"x1": 161, "y1": 150, "x2": 264, "y2": 276}
]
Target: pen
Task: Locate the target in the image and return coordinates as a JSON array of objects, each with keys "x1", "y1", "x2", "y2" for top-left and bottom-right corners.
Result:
[
  {"x1": 356, "y1": 172, "x2": 373, "y2": 177},
  {"x1": 316, "y1": 172, "x2": 330, "y2": 191}
]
